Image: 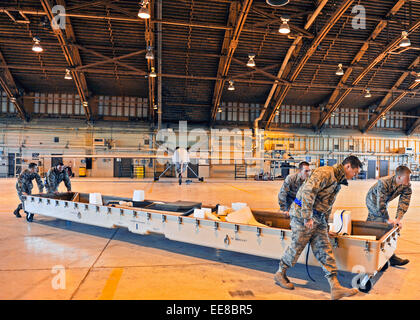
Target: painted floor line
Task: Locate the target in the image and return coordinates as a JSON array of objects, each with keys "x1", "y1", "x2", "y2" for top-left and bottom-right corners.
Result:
[{"x1": 98, "y1": 268, "x2": 124, "y2": 300}]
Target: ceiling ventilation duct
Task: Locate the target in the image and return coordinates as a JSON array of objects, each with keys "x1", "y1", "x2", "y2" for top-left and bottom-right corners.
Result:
[{"x1": 266, "y1": 0, "x2": 289, "y2": 6}]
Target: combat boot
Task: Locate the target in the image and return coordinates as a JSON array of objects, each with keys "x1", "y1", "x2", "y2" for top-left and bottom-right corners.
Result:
[
  {"x1": 274, "y1": 264, "x2": 294, "y2": 290},
  {"x1": 13, "y1": 204, "x2": 22, "y2": 218},
  {"x1": 389, "y1": 254, "x2": 409, "y2": 266},
  {"x1": 13, "y1": 208, "x2": 22, "y2": 218},
  {"x1": 327, "y1": 276, "x2": 358, "y2": 300}
]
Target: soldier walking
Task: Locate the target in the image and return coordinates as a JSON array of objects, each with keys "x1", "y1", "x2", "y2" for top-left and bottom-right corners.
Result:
[
  {"x1": 45, "y1": 162, "x2": 72, "y2": 194},
  {"x1": 366, "y1": 165, "x2": 412, "y2": 266},
  {"x1": 14, "y1": 163, "x2": 44, "y2": 222},
  {"x1": 278, "y1": 161, "x2": 311, "y2": 214},
  {"x1": 274, "y1": 156, "x2": 363, "y2": 300}
]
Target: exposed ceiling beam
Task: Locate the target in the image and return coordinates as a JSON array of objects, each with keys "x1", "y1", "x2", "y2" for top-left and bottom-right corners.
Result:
[
  {"x1": 76, "y1": 49, "x2": 146, "y2": 71},
  {"x1": 40, "y1": 0, "x2": 92, "y2": 121},
  {"x1": 406, "y1": 116, "x2": 420, "y2": 135},
  {"x1": 0, "y1": 49, "x2": 28, "y2": 121},
  {"x1": 317, "y1": 0, "x2": 408, "y2": 130},
  {"x1": 1, "y1": 6, "x2": 399, "y2": 43},
  {"x1": 72, "y1": 44, "x2": 147, "y2": 75},
  {"x1": 264, "y1": 0, "x2": 354, "y2": 130},
  {"x1": 363, "y1": 55, "x2": 420, "y2": 133},
  {"x1": 253, "y1": 0, "x2": 328, "y2": 132},
  {"x1": 318, "y1": 19, "x2": 420, "y2": 129},
  {"x1": 210, "y1": 0, "x2": 253, "y2": 123}
]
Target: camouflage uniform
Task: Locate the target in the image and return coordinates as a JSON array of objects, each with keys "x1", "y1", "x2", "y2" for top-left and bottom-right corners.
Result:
[
  {"x1": 15, "y1": 169, "x2": 44, "y2": 215},
  {"x1": 278, "y1": 172, "x2": 305, "y2": 211},
  {"x1": 279, "y1": 164, "x2": 348, "y2": 279},
  {"x1": 16, "y1": 169, "x2": 44, "y2": 201},
  {"x1": 366, "y1": 175, "x2": 412, "y2": 223},
  {"x1": 45, "y1": 168, "x2": 71, "y2": 193}
]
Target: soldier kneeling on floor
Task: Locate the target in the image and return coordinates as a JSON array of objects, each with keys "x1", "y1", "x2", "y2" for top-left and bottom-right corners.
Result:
[
  {"x1": 366, "y1": 165, "x2": 412, "y2": 267},
  {"x1": 14, "y1": 162, "x2": 44, "y2": 222}
]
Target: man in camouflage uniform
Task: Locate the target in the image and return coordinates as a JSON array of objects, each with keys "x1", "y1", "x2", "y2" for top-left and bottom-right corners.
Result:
[
  {"x1": 14, "y1": 162, "x2": 44, "y2": 222},
  {"x1": 366, "y1": 165, "x2": 412, "y2": 266},
  {"x1": 274, "y1": 156, "x2": 363, "y2": 300},
  {"x1": 45, "y1": 162, "x2": 72, "y2": 194},
  {"x1": 278, "y1": 161, "x2": 311, "y2": 214}
]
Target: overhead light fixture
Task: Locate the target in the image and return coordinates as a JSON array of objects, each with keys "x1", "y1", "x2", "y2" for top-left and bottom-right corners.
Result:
[
  {"x1": 279, "y1": 17, "x2": 290, "y2": 34},
  {"x1": 247, "y1": 54, "x2": 256, "y2": 68},
  {"x1": 228, "y1": 80, "x2": 235, "y2": 91},
  {"x1": 10, "y1": 97, "x2": 16, "y2": 103},
  {"x1": 335, "y1": 63, "x2": 344, "y2": 76},
  {"x1": 275, "y1": 109, "x2": 280, "y2": 116},
  {"x1": 82, "y1": 101, "x2": 88, "y2": 107},
  {"x1": 64, "y1": 69, "x2": 72, "y2": 80},
  {"x1": 138, "y1": 1, "x2": 150, "y2": 19},
  {"x1": 364, "y1": 89, "x2": 371, "y2": 98},
  {"x1": 382, "y1": 115, "x2": 386, "y2": 121},
  {"x1": 32, "y1": 37, "x2": 43, "y2": 53},
  {"x1": 153, "y1": 104, "x2": 158, "y2": 110},
  {"x1": 217, "y1": 107, "x2": 222, "y2": 113},
  {"x1": 331, "y1": 112, "x2": 336, "y2": 118},
  {"x1": 149, "y1": 67, "x2": 157, "y2": 78},
  {"x1": 145, "y1": 46, "x2": 154, "y2": 60},
  {"x1": 399, "y1": 31, "x2": 411, "y2": 48},
  {"x1": 415, "y1": 72, "x2": 420, "y2": 82},
  {"x1": 266, "y1": 0, "x2": 290, "y2": 6}
]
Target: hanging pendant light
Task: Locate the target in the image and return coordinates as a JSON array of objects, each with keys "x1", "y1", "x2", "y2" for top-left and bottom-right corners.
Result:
[
  {"x1": 228, "y1": 80, "x2": 235, "y2": 91},
  {"x1": 149, "y1": 67, "x2": 157, "y2": 78},
  {"x1": 266, "y1": 0, "x2": 290, "y2": 6},
  {"x1": 399, "y1": 31, "x2": 411, "y2": 48},
  {"x1": 138, "y1": 1, "x2": 150, "y2": 19},
  {"x1": 364, "y1": 89, "x2": 371, "y2": 98},
  {"x1": 415, "y1": 72, "x2": 420, "y2": 82},
  {"x1": 247, "y1": 54, "x2": 256, "y2": 67},
  {"x1": 335, "y1": 63, "x2": 344, "y2": 76},
  {"x1": 217, "y1": 107, "x2": 222, "y2": 113},
  {"x1": 145, "y1": 46, "x2": 154, "y2": 60},
  {"x1": 32, "y1": 37, "x2": 43, "y2": 53},
  {"x1": 279, "y1": 17, "x2": 290, "y2": 34},
  {"x1": 64, "y1": 69, "x2": 72, "y2": 80}
]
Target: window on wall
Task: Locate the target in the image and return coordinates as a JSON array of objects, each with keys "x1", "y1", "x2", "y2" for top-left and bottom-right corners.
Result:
[
  {"x1": 33, "y1": 93, "x2": 82, "y2": 116},
  {"x1": 273, "y1": 105, "x2": 311, "y2": 125},
  {"x1": 216, "y1": 102, "x2": 260, "y2": 122},
  {"x1": 98, "y1": 96, "x2": 148, "y2": 118},
  {"x1": 325, "y1": 107, "x2": 359, "y2": 128},
  {"x1": 0, "y1": 91, "x2": 16, "y2": 114},
  {"x1": 375, "y1": 111, "x2": 404, "y2": 129}
]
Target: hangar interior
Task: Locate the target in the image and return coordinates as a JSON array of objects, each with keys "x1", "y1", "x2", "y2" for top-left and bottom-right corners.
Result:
[{"x1": 0, "y1": 0, "x2": 420, "y2": 300}]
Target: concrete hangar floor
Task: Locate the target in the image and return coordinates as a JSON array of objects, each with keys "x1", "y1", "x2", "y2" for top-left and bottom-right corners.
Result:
[{"x1": 0, "y1": 178, "x2": 419, "y2": 300}]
